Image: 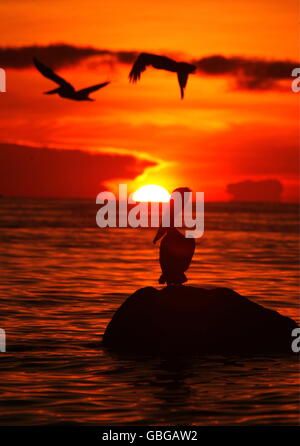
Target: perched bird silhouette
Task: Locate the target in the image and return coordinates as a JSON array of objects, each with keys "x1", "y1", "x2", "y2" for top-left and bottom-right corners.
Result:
[
  {"x1": 33, "y1": 58, "x2": 110, "y2": 101},
  {"x1": 129, "y1": 53, "x2": 197, "y2": 99},
  {"x1": 153, "y1": 187, "x2": 196, "y2": 285}
]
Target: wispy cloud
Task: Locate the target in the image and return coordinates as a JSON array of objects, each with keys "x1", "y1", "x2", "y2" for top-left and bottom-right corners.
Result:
[
  {"x1": 0, "y1": 44, "x2": 297, "y2": 90},
  {"x1": 0, "y1": 44, "x2": 137, "y2": 69}
]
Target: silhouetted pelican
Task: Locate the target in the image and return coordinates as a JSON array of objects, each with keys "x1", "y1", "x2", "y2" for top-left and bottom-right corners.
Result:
[
  {"x1": 33, "y1": 58, "x2": 110, "y2": 101},
  {"x1": 153, "y1": 187, "x2": 195, "y2": 285},
  {"x1": 129, "y1": 53, "x2": 196, "y2": 99}
]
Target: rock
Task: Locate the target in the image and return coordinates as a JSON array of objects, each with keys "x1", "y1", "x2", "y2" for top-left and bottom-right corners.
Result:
[{"x1": 103, "y1": 286, "x2": 298, "y2": 355}]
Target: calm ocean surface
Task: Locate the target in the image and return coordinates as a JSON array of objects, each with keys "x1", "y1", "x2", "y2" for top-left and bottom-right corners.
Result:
[{"x1": 0, "y1": 198, "x2": 299, "y2": 425}]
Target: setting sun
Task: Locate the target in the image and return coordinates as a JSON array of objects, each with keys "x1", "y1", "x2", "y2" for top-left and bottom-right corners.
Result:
[{"x1": 132, "y1": 184, "x2": 170, "y2": 202}]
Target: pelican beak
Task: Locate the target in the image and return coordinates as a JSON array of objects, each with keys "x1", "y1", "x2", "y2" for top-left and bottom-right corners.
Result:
[
  {"x1": 44, "y1": 88, "x2": 60, "y2": 95},
  {"x1": 153, "y1": 227, "x2": 167, "y2": 244}
]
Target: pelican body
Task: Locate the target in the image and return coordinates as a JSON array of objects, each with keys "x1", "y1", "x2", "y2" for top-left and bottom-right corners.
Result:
[
  {"x1": 154, "y1": 227, "x2": 195, "y2": 285},
  {"x1": 153, "y1": 187, "x2": 196, "y2": 285},
  {"x1": 129, "y1": 53, "x2": 196, "y2": 99}
]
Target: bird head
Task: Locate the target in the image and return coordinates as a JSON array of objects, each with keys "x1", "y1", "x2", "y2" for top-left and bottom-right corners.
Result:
[
  {"x1": 172, "y1": 187, "x2": 192, "y2": 202},
  {"x1": 169, "y1": 187, "x2": 193, "y2": 227},
  {"x1": 153, "y1": 187, "x2": 192, "y2": 243}
]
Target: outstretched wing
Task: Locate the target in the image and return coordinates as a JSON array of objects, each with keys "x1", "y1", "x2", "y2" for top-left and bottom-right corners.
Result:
[
  {"x1": 33, "y1": 58, "x2": 73, "y2": 89},
  {"x1": 129, "y1": 53, "x2": 178, "y2": 82},
  {"x1": 77, "y1": 82, "x2": 110, "y2": 95}
]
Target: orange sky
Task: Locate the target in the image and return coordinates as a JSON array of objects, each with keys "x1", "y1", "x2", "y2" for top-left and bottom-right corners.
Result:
[{"x1": 0, "y1": 0, "x2": 299, "y2": 201}]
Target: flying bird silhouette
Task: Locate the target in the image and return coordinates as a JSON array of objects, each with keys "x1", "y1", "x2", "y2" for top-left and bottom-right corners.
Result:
[
  {"x1": 153, "y1": 187, "x2": 196, "y2": 285},
  {"x1": 33, "y1": 58, "x2": 110, "y2": 101},
  {"x1": 129, "y1": 53, "x2": 196, "y2": 99}
]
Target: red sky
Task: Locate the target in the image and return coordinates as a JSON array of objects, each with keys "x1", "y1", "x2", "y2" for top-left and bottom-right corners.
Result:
[{"x1": 0, "y1": 0, "x2": 298, "y2": 201}]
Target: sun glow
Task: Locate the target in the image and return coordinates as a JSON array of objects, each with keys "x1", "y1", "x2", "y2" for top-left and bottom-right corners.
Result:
[{"x1": 132, "y1": 184, "x2": 170, "y2": 202}]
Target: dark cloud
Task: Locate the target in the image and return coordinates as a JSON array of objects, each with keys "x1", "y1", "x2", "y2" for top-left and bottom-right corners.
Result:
[
  {"x1": 0, "y1": 143, "x2": 155, "y2": 198},
  {"x1": 0, "y1": 44, "x2": 137, "y2": 70},
  {"x1": 229, "y1": 143, "x2": 299, "y2": 176},
  {"x1": 227, "y1": 179, "x2": 283, "y2": 202},
  {"x1": 194, "y1": 55, "x2": 296, "y2": 90},
  {"x1": 0, "y1": 44, "x2": 297, "y2": 90}
]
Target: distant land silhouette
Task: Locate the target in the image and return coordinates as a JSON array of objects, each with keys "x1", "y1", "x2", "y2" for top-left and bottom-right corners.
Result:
[{"x1": 227, "y1": 179, "x2": 283, "y2": 202}]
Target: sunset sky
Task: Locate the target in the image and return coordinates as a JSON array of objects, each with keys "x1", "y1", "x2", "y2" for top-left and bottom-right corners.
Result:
[{"x1": 0, "y1": 0, "x2": 298, "y2": 201}]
